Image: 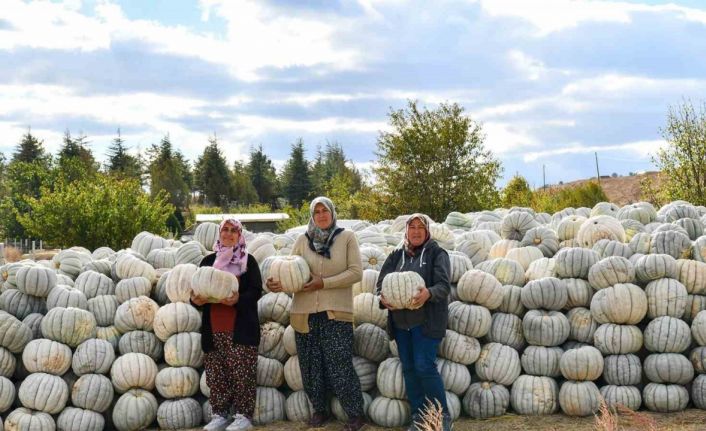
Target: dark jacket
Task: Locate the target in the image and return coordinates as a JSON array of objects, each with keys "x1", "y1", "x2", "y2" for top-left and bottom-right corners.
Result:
[
  {"x1": 196, "y1": 253, "x2": 262, "y2": 352},
  {"x1": 375, "y1": 239, "x2": 450, "y2": 339}
]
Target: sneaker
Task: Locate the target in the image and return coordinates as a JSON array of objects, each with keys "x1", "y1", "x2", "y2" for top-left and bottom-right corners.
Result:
[
  {"x1": 307, "y1": 412, "x2": 330, "y2": 428},
  {"x1": 343, "y1": 416, "x2": 367, "y2": 431},
  {"x1": 204, "y1": 414, "x2": 231, "y2": 431},
  {"x1": 442, "y1": 413, "x2": 453, "y2": 431},
  {"x1": 406, "y1": 413, "x2": 421, "y2": 431},
  {"x1": 225, "y1": 414, "x2": 253, "y2": 431}
]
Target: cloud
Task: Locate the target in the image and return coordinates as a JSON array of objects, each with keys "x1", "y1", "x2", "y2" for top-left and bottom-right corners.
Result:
[{"x1": 522, "y1": 139, "x2": 666, "y2": 162}]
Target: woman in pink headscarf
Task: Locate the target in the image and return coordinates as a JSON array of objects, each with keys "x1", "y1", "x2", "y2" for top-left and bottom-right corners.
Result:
[{"x1": 191, "y1": 219, "x2": 262, "y2": 431}]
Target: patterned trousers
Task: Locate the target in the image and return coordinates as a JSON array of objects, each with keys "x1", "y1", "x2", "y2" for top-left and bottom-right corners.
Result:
[
  {"x1": 203, "y1": 332, "x2": 258, "y2": 418},
  {"x1": 295, "y1": 312, "x2": 364, "y2": 419}
]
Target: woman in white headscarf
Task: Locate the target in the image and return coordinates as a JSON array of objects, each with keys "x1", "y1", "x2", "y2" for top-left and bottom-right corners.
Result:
[{"x1": 267, "y1": 197, "x2": 366, "y2": 431}]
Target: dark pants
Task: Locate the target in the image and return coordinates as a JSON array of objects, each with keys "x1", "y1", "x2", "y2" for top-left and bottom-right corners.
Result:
[
  {"x1": 395, "y1": 325, "x2": 448, "y2": 416},
  {"x1": 295, "y1": 312, "x2": 364, "y2": 419},
  {"x1": 203, "y1": 332, "x2": 258, "y2": 418}
]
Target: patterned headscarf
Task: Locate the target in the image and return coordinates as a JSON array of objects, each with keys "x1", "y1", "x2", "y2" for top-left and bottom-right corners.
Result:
[
  {"x1": 213, "y1": 218, "x2": 248, "y2": 276},
  {"x1": 306, "y1": 196, "x2": 341, "y2": 257},
  {"x1": 404, "y1": 213, "x2": 432, "y2": 254}
]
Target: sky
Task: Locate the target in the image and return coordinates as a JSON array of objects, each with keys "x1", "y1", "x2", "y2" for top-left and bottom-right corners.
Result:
[{"x1": 1, "y1": 0, "x2": 705, "y2": 188}]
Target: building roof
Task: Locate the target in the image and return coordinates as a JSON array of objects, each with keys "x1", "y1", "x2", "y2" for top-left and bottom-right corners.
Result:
[{"x1": 195, "y1": 213, "x2": 290, "y2": 223}]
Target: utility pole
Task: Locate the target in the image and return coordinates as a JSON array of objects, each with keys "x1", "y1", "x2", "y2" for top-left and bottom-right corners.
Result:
[
  {"x1": 543, "y1": 164, "x2": 546, "y2": 190},
  {"x1": 594, "y1": 152, "x2": 601, "y2": 186}
]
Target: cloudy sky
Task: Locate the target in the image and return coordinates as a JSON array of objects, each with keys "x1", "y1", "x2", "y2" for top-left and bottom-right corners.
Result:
[{"x1": 1, "y1": 0, "x2": 705, "y2": 187}]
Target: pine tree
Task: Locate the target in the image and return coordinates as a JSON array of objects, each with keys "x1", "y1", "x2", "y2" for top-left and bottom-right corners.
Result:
[
  {"x1": 281, "y1": 139, "x2": 312, "y2": 206},
  {"x1": 106, "y1": 129, "x2": 143, "y2": 183},
  {"x1": 194, "y1": 135, "x2": 233, "y2": 207},
  {"x1": 232, "y1": 161, "x2": 259, "y2": 205},
  {"x1": 12, "y1": 129, "x2": 47, "y2": 164},
  {"x1": 310, "y1": 142, "x2": 363, "y2": 197},
  {"x1": 148, "y1": 134, "x2": 191, "y2": 210},
  {"x1": 247, "y1": 145, "x2": 278, "y2": 207},
  {"x1": 57, "y1": 130, "x2": 99, "y2": 182}
]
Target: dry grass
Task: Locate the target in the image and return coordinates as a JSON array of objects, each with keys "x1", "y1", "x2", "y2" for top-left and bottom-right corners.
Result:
[
  {"x1": 3, "y1": 246, "x2": 22, "y2": 263},
  {"x1": 554, "y1": 171, "x2": 663, "y2": 206}
]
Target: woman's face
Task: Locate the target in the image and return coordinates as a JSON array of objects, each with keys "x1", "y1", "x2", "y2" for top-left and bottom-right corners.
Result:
[
  {"x1": 219, "y1": 222, "x2": 240, "y2": 247},
  {"x1": 313, "y1": 203, "x2": 333, "y2": 229},
  {"x1": 407, "y1": 218, "x2": 428, "y2": 247}
]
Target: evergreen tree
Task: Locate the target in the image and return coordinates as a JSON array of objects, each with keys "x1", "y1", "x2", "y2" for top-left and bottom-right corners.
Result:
[
  {"x1": 281, "y1": 139, "x2": 312, "y2": 206},
  {"x1": 106, "y1": 129, "x2": 143, "y2": 183},
  {"x1": 12, "y1": 129, "x2": 47, "y2": 164},
  {"x1": 194, "y1": 135, "x2": 233, "y2": 207},
  {"x1": 148, "y1": 135, "x2": 191, "y2": 210},
  {"x1": 247, "y1": 145, "x2": 278, "y2": 207},
  {"x1": 310, "y1": 142, "x2": 362, "y2": 197},
  {"x1": 57, "y1": 130, "x2": 99, "y2": 183}
]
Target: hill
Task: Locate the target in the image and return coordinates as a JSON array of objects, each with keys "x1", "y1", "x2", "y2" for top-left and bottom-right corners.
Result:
[{"x1": 548, "y1": 171, "x2": 663, "y2": 206}]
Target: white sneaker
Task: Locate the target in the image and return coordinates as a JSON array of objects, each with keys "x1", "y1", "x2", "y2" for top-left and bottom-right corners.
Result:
[
  {"x1": 204, "y1": 414, "x2": 231, "y2": 431},
  {"x1": 225, "y1": 414, "x2": 253, "y2": 431}
]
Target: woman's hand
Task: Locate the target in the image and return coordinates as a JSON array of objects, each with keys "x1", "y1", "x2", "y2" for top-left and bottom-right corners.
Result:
[
  {"x1": 411, "y1": 286, "x2": 431, "y2": 308},
  {"x1": 221, "y1": 291, "x2": 239, "y2": 306},
  {"x1": 379, "y1": 294, "x2": 398, "y2": 311},
  {"x1": 266, "y1": 276, "x2": 284, "y2": 293},
  {"x1": 302, "y1": 274, "x2": 324, "y2": 292},
  {"x1": 191, "y1": 293, "x2": 207, "y2": 306}
]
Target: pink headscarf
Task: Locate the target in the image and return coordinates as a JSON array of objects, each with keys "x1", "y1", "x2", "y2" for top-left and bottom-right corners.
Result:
[{"x1": 213, "y1": 218, "x2": 248, "y2": 276}]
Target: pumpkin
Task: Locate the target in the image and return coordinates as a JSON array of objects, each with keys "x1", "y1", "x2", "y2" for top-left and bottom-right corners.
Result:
[
  {"x1": 41, "y1": 307, "x2": 96, "y2": 348},
  {"x1": 590, "y1": 283, "x2": 647, "y2": 325},
  {"x1": 258, "y1": 292, "x2": 291, "y2": 325},
  {"x1": 558, "y1": 346, "x2": 603, "y2": 381},
  {"x1": 21, "y1": 339, "x2": 72, "y2": 376},
  {"x1": 0, "y1": 376, "x2": 14, "y2": 413},
  {"x1": 331, "y1": 391, "x2": 373, "y2": 421},
  {"x1": 650, "y1": 230, "x2": 693, "y2": 260},
  {"x1": 522, "y1": 310, "x2": 569, "y2": 347},
  {"x1": 587, "y1": 256, "x2": 635, "y2": 290},
  {"x1": 258, "y1": 355, "x2": 284, "y2": 388},
  {"x1": 115, "y1": 277, "x2": 152, "y2": 304},
  {"x1": 22, "y1": 313, "x2": 43, "y2": 340},
  {"x1": 46, "y1": 285, "x2": 88, "y2": 310},
  {"x1": 283, "y1": 355, "x2": 303, "y2": 391},
  {"x1": 684, "y1": 294, "x2": 706, "y2": 323},
  {"x1": 353, "y1": 356, "x2": 378, "y2": 392},
  {"x1": 0, "y1": 289, "x2": 46, "y2": 319},
  {"x1": 617, "y1": 202, "x2": 656, "y2": 224},
  {"x1": 566, "y1": 307, "x2": 598, "y2": 343},
  {"x1": 643, "y1": 353, "x2": 694, "y2": 384},
  {"x1": 268, "y1": 256, "x2": 311, "y2": 294},
  {"x1": 692, "y1": 374, "x2": 706, "y2": 409},
  {"x1": 131, "y1": 232, "x2": 169, "y2": 257},
  {"x1": 191, "y1": 266, "x2": 239, "y2": 303},
  {"x1": 592, "y1": 239, "x2": 633, "y2": 259},
  {"x1": 146, "y1": 248, "x2": 177, "y2": 269},
  {"x1": 501, "y1": 212, "x2": 539, "y2": 241},
  {"x1": 253, "y1": 386, "x2": 286, "y2": 425},
  {"x1": 558, "y1": 381, "x2": 601, "y2": 416},
  {"x1": 114, "y1": 253, "x2": 156, "y2": 283},
  {"x1": 593, "y1": 324, "x2": 643, "y2": 355},
  {"x1": 591, "y1": 202, "x2": 619, "y2": 217},
  {"x1": 497, "y1": 285, "x2": 525, "y2": 316},
  {"x1": 283, "y1": 325, "x2": 297, "y2": 356},
  {"x1": 0, "y1": 347, "x2": 16, "y2": 378},
  {"x1": 112, "y1": 389, "x2": 158, "y2": 431},
  {"x1": 462, "y1": 381, "x2": 509, "y2": 419},
  {"x1": 505, "y1": 247, "x2": 544, "y2": 271},
  {"x1": 474, "y1": 342, "x2": 520, "y2": 386},
  {"x1": 73, "y1": 271, "x2": 115, "y2": 299},
  {"x1": 353, "y1": 293, "x2": 387, "y2": 328},
  {"x1": 376, "y1": 357, "x2": 405, "y2": 399},
  {"x1": 95, "y1": 325, "x2": 121, "y2": 350},
  {"x1": 448, "y1": 253, "x2": 473, "y2": 284},
  {"x1": 644, "y1": 316, "x2": 691, "y2": 353},
  {"x1": 556, "y1": 216, "x2": 587, "y2": 241},
  {"x1": 645, "y1": 278, "x2": 688, "y2": 319},
  {"x1": 360, "y1": 247, "x2": 387, "y2": 271},
  {"x1": 285, "y1": 390, "x2": 313, "y2": 422},
  {"x1": 455, "y1": 239, "x2": 490, "y2": 266},
  {"x1": 456, "y1": 269, "x2": 503, "y2": 309},
  {"x1": 175, "y1": 241, "x2": 207, "y2": 266},
  {"x1": 114, "y1": 296, "x2": 159, "y2": 334},
  {"x1": 486, "y1": 313, "x2": 525, "y2": 351},
  {"x1": 16, "y1": 266, "x2": 55, "y2": 297},
  {"x1": 259, "y1": 322, "x2": 288, "y2": 362},
  {"x1": 119, "y1": 330, "x2": 163, "y2": 362},
  {"x1": 381, "y1": 271, "x2": 425, "y2": 310},
  {"x1": 4, "y1": 408, "x2": 55, "y2": 431},
  {"x1": 352, "y1": 269, "x2": 380, "y2": 297},
  {"x1": 600, "y1": 385, "x2": 642, "y2": 411},
  {"x1": 353, "y1": 323, "x2": 389, "y2": 363},
  {"x1": 82, "y1": 259, "x2": 113, "y2": 278},
  {"x1": 164, "y1": 332, "x2": 202, "y2": 368},
  {"x1": 164, "y1": 263, "x2": 197, "y2": 303},
  {"x1": 634, "y1": 254, "x2": 678, "y2": 283},
  {"x1": 368, "y1": 396, "x2": 410, "y2": 427},
  {"x1": 554, "y1": 248, "x2": 599, "y2": 279},
  {"x1": 155, "y1": 366, "x2": 199, "y2": 398},
  {"x1": 437, "y1": 330, "x2": 480, "y2": 365},
  {"x1": 475, "y1": 258, "x2": 525, "y2": 286},
  {"x1": 56, "y1": 407, "x2": 104, "y2": 431},
  {"x1": 70, "y1": 339, "x2": 114, "y2": 377},
  {"x1": 437, "y1": 358, "x2": 472, "y2": 395},
  {"x1": 510, "y1": 375, "x2": 558, "y2": 415},
  {"x1": 87, "y1": 295, "x2": 119, "y2": 327},
  {"x1": 643, "y1": 383, "x2": 689, "y2": 413},
  {"x1": 153, "y1": 302, "x2": 201, "y2": 342},
  {"x1": 675, "y1": 259, "x2": 706, "y2": 295},
  {"x1": 520, "y1": 346, "x2": 563, "y2": 377},
  {"x1": 521, "y1": 277, "x2": 567, "y2": 311},
  {"x1": 70, "y1": 373, "x2": 114, "y2": 412},
  {"x1": 18, "y1": 372, "x2": 68, "y2": 414},
  {"x1": 448, "y1": 301, "x2": 491, "y2": 338},
  {"x1": 576, "y1": 216, "x2": 626, "y2": 248},
  {"x1": 629, "y1": 232, "x2": 652, "y2": 255},
  {"x1": 110, "y1": 352, "x2": 158, "y2": 393},
  {"x1": 156, "y1": 397, "x2": 202, "y2": 430},
  {"x1": 603, "y1": 354, "x2": 642, "y2": 385},
  {"x1": 525, "y1": 257, "x2": 557, "y2": 282}
]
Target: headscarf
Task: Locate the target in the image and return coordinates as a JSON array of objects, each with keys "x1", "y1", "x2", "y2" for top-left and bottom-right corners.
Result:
[
  {"x1": 402, "y1": 213, "x2": 432, "y2": 265},
  {"x1": 213, "y1": 218, "x2": 248, "y2": 276},
  {"x1": 306, "y1": 196, "x2": 343, "y2": 258}
]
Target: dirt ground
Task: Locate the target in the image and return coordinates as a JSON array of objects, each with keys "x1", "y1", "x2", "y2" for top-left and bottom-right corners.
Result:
[{"x1": 173, "y1": 408, "x2": 706, "y2": 431}]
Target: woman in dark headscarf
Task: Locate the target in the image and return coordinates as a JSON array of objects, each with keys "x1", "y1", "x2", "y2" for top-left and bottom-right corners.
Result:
[
  {"x1": 267, "y1": 197, "x2": 366, "y2": 431},
  {"x1": 192, "y1": 218, "x2": 262, "y2": 431},
  {"x1": 376, "y1": 214, "x2": 451, "y2": 431}
]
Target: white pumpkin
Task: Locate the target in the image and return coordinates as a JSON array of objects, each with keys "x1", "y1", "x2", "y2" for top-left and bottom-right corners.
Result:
[
  {"x1": 380, "y1": 271, "x2": 425, "y2": 310},
  {"x1": 191, "y1": 266, "x2": 239, "y2": 302},
  {"x1": 268, "y1": 256, "x2": 311, "y2": 294}
]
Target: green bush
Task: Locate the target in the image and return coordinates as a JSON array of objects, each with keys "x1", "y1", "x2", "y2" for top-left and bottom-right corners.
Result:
[{"x1": 18, "y1": 174, "x2": 174, "y2": 250}]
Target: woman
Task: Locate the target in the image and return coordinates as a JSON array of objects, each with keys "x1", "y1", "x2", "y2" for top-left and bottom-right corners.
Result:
[
  {"x1": 376, "y1": 214, "x2": 451, "y2": 431},
  {"x1": 192, "y1": 218, "x2": 262, "y2": 431},
  {"x1": 267, "y1": 197, "x2": 366, "y2": 431}
]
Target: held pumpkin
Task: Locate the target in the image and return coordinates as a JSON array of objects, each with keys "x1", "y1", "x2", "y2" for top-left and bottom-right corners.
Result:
[{"x1": 380, "y1": 271, "x2": 425, "y2": 310}]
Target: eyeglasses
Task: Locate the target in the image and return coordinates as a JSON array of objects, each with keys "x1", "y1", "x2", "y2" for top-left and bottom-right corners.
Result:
[{"x1": 221, "y1": 227, "x2": 239, "y2": 234}]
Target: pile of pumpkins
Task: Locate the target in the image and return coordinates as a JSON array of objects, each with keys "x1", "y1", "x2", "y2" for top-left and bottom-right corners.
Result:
[{"x1": 2, "y1": 199, "x2": 706, "y2": 429}]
